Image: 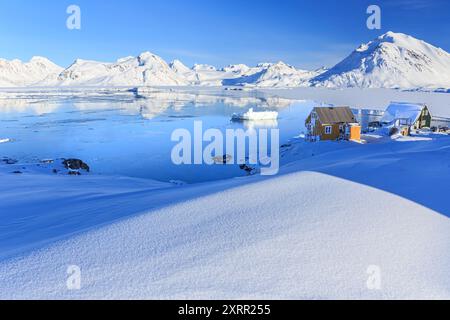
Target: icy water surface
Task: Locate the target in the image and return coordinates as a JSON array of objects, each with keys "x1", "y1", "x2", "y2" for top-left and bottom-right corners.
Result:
[{"x1": 0, "y1": 91, "x2": 314, "y2": 183}]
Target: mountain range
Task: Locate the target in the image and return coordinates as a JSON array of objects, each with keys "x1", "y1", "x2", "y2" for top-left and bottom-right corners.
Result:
[{"x1": 0, "y1": 32, "x2": 449, "y2": 90}]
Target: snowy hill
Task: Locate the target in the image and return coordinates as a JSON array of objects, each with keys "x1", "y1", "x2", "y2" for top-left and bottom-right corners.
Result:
[
  {"x1": 186, "y1": 63, "x2": 226, "y2": 86},
  {"x1": 170, "y1": 61, "x2": 319, "y2": 87},
  {"x1": 226, "y1": 61, "x2": 324, "y2": 87},
  {"x1": 1, "y1": 135, "x2": 450, "y2": 299},
  {"x1": 45, "y1": 52, "x2": 189, "y2": 87},
  {"x1": 221, "y1": 64, "x2": 251, "y2": 74},
  {"x1": 170, "y1": 62, "x2": 255, "y2": 86},
  {"x1": 169, "y1": 59, "x2": 199, "y2": 83},
  {"x1": 313, "y1": 31, "x2": 450, "y2": 89},
  {"x1": 0, "y1": 57, "x2": 63, "y2": 87},
  {"x1": 169, "y1": 59, "x2": 194, "y2": 76}
]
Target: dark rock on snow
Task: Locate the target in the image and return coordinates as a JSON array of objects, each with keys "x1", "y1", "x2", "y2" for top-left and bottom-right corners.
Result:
[
  {"x1": 62, "y1": 159, "x2": 90, "y2": 175},
  {"x1": 62, "y1": 159, "x2": 90, "y2": 172}
]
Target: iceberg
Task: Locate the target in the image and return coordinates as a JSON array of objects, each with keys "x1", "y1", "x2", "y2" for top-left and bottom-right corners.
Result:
[{"x1": 231, "y1": 108, "x2": 278, "y2": 121}]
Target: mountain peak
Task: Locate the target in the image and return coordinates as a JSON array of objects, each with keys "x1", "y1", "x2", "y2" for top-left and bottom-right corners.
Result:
[
  {"x1": 137, "y1": 51, "x2": 163, "y2": 66},
  {"x1": 170, "y1": 59, "x2": 188, "y2": 68},
  {"x1": 379, "y1": 31, "x2": 407, "y2": 40},
  {"x1": 0, "y1": 56, "x2": 63, "y2": 87},
  {"x1": 313, "y1": 32, "x2": 450, "y2": 89},
  {"x1": 169, "y1": 59, "x2": 192, "y2": 75},
  {"x1": 30, "y1": 56, "x2": 51, "y2": 63},
  {"x1": 376, "y1": 31, "x2": 424, "y2": 48},
  {"x1": 138, "y1": 51, "x2": 155, "y2": 58}
]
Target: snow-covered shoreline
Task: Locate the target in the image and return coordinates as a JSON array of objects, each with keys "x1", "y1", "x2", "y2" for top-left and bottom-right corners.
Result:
[{"x1": 1, "y1": 132, "x2": 449, "y2": 299}]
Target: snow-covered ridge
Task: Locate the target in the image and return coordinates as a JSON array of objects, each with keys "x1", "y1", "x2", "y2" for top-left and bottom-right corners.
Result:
[
  {"x1": 312, "y1": 31, "x2": 450, "y2": 89},
  {"x1": 0, "y1": 56, "x2": 63, "y2": 87},
  {"x1": 43, "y1": 52, "x2": 189, "y2": 87},
  {"x1": 224, "y1": 61, "x2": 324, "y2": 87},
  {"x1": 1, "y1": 32, "x2": 449, "y2": 89}
]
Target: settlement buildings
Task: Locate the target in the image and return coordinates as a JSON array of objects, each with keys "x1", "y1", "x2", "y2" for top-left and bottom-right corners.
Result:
[
  {"x1": 380, "y1": 102, "x2": 432, "y2": 136},
  {"x1": 305, "y1": 106, "x2": 361, "y2": 142}
]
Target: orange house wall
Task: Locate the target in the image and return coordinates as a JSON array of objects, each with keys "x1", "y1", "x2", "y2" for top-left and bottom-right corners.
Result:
[{"x1": 349, "y1": 126, "x2": 361, "y2": 141}]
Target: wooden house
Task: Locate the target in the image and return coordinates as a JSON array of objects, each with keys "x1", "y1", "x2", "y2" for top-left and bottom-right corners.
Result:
[
  {"x1": 305, "y1": 106, "x2": 361, "y2": 142},
  {"x1": 381, "y1": 102, "x2": 432, "y2": 136}
]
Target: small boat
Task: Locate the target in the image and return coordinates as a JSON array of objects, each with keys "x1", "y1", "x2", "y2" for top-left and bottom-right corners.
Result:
[{"x1": 231, "y1": 108, "x2": 278, "y2": 121}]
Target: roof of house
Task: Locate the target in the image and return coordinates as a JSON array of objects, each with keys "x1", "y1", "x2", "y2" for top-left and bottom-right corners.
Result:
[
  {"x1": 311, "y1": 106, "x2": 357, "y2": 124},
  {"x1": 381, "y1": 102, "x2": 428, "y2": 125}
]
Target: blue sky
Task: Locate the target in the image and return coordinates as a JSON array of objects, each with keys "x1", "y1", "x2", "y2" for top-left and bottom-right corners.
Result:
[{"x1": 0, "y1": 0, "x2": 448, "y2": 69}]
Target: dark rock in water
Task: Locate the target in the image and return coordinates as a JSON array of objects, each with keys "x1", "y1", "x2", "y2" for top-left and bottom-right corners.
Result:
[
  {"x1": 62, "y1": 159, "x2": 90, "y2": 172},
  {"x1": 2, "y1": 158, "x2": 18, "y2": 165},
  {"x1": 52, "y1": 169, "x2": 58, "y2": 174},
  {"x1": 239, "y1": 164, "x2": 255, "y2": 174},
  {"x1": 40, "y1": 159, "x2": 54, "y2": 164},
  {"x1": 68, "y1": 171, "x2": 81, "y2": 176},
  {"x1": 12, "y1": 171, "x2": 22, "y2": 174}
]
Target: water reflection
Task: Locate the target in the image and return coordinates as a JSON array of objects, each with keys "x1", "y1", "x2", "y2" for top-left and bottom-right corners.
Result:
[
  {"x1": 242, "y1": 120, "x2": 279, "y2": 130},
  {"x1": 0, "y1": 90, "x2": 293, "y2": 117},
  {"x1": 0, "y1": 91, "x2": 312, "y2": 183}
]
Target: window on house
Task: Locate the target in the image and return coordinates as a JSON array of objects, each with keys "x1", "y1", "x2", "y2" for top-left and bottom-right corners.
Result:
[{"x1": 325, "y1": 126, "x2": 332, "y2": 134}]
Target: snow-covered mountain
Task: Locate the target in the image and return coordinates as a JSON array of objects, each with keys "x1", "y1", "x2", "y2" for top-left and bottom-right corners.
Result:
[
  {"x1": 169, "y1": 59, "x2": 193, "y2": 75},
  {"x1": 169, "y1": 59, "x2": 199, "y2": 83},
  {"x1": 171, "y1": 62, "x2": 256, "y2": 86},
  {"x1": 170, "y1": 61, "x2": 324, "y2": 88},
  {"x1": 189, "y1": 64, "x2": 231, "y2": 86},
  {"x1": 313, "y1": 31, "x2": 450, "y2": 89},
  {"x1": 43, "y1": 52, "x2": 189, "y2": 87},
  {"x1": 225, "y1": 61, "x2": 323, "y2": 87},
  {"x1": 0, "y1": 57, "x2": 63, "y2": 87},
  {"x1": 221, "y1": 64, "x2": 251, "y2": 75},
  {"x1": 1, "y1": 32, "x2": 449, "y2": 89}
]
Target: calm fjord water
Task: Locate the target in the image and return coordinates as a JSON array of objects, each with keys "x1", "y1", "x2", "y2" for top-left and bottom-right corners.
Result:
[{"x1": 0, "y1": 92, "x2": 313, "y2": 183}]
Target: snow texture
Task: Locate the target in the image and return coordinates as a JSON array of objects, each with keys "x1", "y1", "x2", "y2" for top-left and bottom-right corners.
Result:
[{"x1": 1, "y1": 133, "x2": 449, "y2": 299}]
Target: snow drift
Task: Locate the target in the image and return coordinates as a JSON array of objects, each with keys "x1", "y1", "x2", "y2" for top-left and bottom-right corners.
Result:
[{"x1": 1, "y1": 135, "x2": 449, "y2": 299}]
